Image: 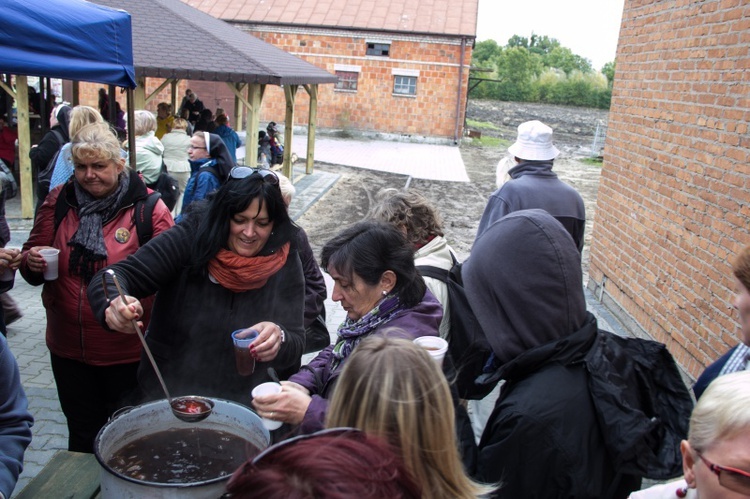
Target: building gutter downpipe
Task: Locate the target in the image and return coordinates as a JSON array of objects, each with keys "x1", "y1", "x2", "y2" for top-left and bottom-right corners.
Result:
[{"x1": 453, "y1": 37, "x2": 466, "y2": 144}]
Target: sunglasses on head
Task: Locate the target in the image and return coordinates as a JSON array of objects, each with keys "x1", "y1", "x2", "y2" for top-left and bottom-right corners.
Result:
[{"x1": 229, "y1": 167, "x2": 279, "y2": 185}]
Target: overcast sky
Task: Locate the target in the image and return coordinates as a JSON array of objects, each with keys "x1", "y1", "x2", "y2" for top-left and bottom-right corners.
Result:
[{"x1": 475, "y1": 0, "x2": 625, "y2": 70}]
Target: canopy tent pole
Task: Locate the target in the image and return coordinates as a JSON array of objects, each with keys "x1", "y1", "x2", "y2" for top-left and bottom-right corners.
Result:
[
  {"x1": 126, "y1": 88, "x2": 136, "y2": 171},
  {"x1": 15, "y1": 76, "x2": 33, "y2": 218},
  {"x1": 233, "y1": 83, "x2": 246, "y2": 134},
  {"x1": 282, "y1": 85, "x2": 297, "y2": 181}
]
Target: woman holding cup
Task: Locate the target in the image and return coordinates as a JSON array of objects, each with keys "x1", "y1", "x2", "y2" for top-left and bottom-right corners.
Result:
[
  {"x1": 87, "y1": 167, "x2": 306, "y2": 408},
  {"x1": 20, "y1": 122, "x2": 174, "y2": 453},
  {"x1": 252, "y1": 220, "x2": 442, "y2": 434}
]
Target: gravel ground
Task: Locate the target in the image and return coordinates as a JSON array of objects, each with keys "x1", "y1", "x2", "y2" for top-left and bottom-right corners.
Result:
[{"x1": 297, "y1": 100, "x2": 608, "y2": 278}]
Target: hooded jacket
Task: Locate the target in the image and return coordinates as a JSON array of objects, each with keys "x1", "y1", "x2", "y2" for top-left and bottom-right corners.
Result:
[
  {"x1": 464, "y1": 210, "x2": 645, "y2": 498},
  {"x1": 29, "y1": 105, "x2": 71, "y2": 177},
  {"x1": 20, "y1": 170, "x2": 174, "y2": 365},
  {"x1": 475, "y1": 160, "x2": 586, "y2": 252}
]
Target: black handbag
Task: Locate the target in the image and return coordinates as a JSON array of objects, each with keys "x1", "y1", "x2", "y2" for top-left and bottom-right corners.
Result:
[{"x1": 146, "y1": 162, "x2": 180, "y2": 211}]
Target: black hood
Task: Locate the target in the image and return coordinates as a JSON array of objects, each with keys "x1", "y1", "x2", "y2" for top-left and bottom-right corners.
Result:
[{"x1": 464, "y1": 209, "x2": 587, "y2": 365}]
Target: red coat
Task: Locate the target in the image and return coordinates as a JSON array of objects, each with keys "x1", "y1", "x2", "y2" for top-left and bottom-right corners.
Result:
[
  {"x1": 20, "y1": 172, "x2": 174, "y2": 365},
  {"x1": 0, "y1": 126, "x2": 17, "y2": 165}
]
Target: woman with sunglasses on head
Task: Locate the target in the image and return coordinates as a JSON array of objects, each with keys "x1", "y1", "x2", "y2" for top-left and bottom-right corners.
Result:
[
  {"x1": 630, "y1": 370, "x2": 750, "y2": 499},
  {"x1": 178, "y1": 131, "x2": 235, "y2": 217},
  {"x1": 88, "y1": 166, "x2": 305, "y2": 406}
]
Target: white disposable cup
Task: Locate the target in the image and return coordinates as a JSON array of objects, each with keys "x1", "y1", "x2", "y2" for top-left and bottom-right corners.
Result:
[
  {"x1": 251, "y1": 382, "x2": 283, "y2": 430},
  {"x1": 413, "y1": 336, "x2": 449, "y2": 366},
  {"x1": 39, "y1": 248, "x2": 61, "y2": 281}
]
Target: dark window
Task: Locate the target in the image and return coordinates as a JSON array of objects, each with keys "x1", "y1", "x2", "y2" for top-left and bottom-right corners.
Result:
[
  {"x1": 335, "y1": 71, "x2": 359, "y2": 91},
  {"x1": 366, "y1": 42, "x2": 390, "y2": 57},
  {"x1": 393, "y1": 75, "x2": 417, "y2": 96}
]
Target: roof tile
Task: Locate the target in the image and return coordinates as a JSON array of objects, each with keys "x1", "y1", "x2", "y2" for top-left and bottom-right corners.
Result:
[{"x1": 188, "y1": 0, "x2": 478, "y2": 37}]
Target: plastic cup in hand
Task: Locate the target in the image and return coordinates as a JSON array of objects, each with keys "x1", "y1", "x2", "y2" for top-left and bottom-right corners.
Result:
[
  {"x1": 39, "y1": 248, "x2": 60, "y2": 281},
  {"x1": 251, "y1": 382, "x2": 283, "y2": 430},
  {"x1": 413, "y1": 336, "x2": 449, "y2": 366},
  {"x1": 232, "y1": 329, "x2": 259, "y2": 376}
]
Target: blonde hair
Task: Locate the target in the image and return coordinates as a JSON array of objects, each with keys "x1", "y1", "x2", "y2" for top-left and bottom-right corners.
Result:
[
  {"x1": 327, "y1": 336, "x2": 494, "y2": 499},
  {"x1": 371, "y1": 188, "x2": 444, "y2": 247},
  {"x1": 171, "y1": 118, "x2": 188, "y2": 131},
  {"x1": 69, "y1": 106, "x2": 104, "y2": 137},
  {"x1": 688, "y1": 370, "x2": 750, "y2": 453},
  {"x1": 71, "y1": 122, "x2": 124, "y2": 166},
  {"x1": 733, "y1": 245, "x2": 750, "y2": 292},
  {"x1": 133, "y1": 110, "x2": 157, "y2": 136}
]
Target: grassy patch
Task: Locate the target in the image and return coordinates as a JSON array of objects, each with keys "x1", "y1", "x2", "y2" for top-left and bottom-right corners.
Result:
[
  {"x1": 466, "y1": 119, "x2": 501, "y2": 131},
  {"x1": 467, "y1": 136, "x2": 507, "y2": 148},
  {"x1": 581, "y1": 157, "x2": 604, "y2": 166}
]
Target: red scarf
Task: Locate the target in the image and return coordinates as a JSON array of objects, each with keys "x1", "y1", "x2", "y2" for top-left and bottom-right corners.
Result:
[{"x1": 207, "y1": 242, "x2": 290, "y2": 292}]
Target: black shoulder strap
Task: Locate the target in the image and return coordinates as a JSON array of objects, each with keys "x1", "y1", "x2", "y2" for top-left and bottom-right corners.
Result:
[
  {"x1": 416, "y1": 264, "x2": 450, "y2": 283},
  {"x1": 133, "y1": 192, "x2": 160, "y2": 246},
  {"x1": 53, "y1": 187, "x2": 71, "y2": 231},
  {"x1": 54, "y1": 190, "x2": 160, "y2": 247}
]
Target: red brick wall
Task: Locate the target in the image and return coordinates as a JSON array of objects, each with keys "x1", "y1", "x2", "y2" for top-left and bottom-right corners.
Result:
[
  {"x1": 589, "y1": 0, "x2": 750, "y2": 378},
  {"x1": 186, "y1": 28, "x2": 473, "y2": 139}
]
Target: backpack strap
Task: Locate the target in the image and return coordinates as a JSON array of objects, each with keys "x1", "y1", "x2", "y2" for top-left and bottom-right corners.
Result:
[
  {"x1": 416, "y1": 264, "x2": 450, "y2": 283},
  {"x1": 54, "y1": 189, "x2": 160, "y2": 247},
  {"x1": 133, "y1": 192, "x2": 160, "y2": 246}
]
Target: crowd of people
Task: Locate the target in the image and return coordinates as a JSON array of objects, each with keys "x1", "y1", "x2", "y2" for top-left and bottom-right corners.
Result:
[{"x1": 0, "y1": 106, "x2": 747, "y2": 499}]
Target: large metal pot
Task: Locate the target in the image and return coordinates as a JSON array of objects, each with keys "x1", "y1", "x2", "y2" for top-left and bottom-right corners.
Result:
[{"x1": 94, "y1": 398, "x2": 269, "y2": 498}]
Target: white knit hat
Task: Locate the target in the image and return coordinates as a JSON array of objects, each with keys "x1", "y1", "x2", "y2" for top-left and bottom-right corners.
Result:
[{"x1": 507, "y1": 120, "x2": 560, "y2": 161}]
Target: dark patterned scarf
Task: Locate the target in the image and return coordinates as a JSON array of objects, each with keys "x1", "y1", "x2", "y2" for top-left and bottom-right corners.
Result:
[{"x1": 68, "y1": 172, "x2": 130, "y2": 283}]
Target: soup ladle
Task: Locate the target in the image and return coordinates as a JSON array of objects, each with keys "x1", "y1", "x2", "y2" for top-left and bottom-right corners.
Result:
[{"x1": 103, "y1": 270, "x2": 214, "y2": 423}]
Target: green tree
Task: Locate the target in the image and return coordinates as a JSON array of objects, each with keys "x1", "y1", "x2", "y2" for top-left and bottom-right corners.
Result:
[
  {"x1": 472, "y1": 39, "x2": 502, "y2": 66},
  {"x1": 601, "y1": 60, "x2": 616, "y2": 85},
  {"x1": 506, "y1": 35, "x2": 529, "y2": 49},
  {"x1": 528, "y1": 34, "x2": 560, "y2": 56},
  {"x1": 544, "y1": 47, "x2": 592, "y2": 74},
  {"x1": 495, "y1": 46, "x2": 543, "y2": 101}
]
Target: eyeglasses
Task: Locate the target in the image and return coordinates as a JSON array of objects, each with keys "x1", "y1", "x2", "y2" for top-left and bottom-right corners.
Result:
[
  {"x1": 229, "y1": 166, "x2": 279, "y2": 185},
  {"x1": 188, "y1": 145, "x2": 206, "y2": 150},
  {"x1": 698, "y1": 453, "x2": 750, "y2": 495}
]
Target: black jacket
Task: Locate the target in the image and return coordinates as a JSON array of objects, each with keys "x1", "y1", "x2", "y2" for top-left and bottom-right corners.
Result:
[
  {"x1": 88, "y1": 215, "x2": 306, "y2": 406},
  {"x1": 464, "y1": 210, "x2": 690, "y2": 498}
]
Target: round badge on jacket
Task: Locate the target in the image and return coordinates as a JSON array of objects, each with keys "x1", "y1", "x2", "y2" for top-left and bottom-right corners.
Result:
[{"x1": 114, "y1": 228, "x2": 131, "y2": 244}]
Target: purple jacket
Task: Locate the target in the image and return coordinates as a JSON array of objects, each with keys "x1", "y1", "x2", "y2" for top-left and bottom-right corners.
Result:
[{"x1": 290, "y1": 289, "x2": 442, "y2": 434}]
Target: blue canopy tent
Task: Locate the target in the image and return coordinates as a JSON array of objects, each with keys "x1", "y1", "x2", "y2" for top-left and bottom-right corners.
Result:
[
  {"x1": 0, "y1": 0, "x2": 136, "y2": 88},
  {"x1": 0, "y1": 0, "x2": 136, "y2": 217}
]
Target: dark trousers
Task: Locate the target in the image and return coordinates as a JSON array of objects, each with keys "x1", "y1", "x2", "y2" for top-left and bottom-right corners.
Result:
[{"x1": 50, "y1": 354, "x2": 140, "y2": 453}]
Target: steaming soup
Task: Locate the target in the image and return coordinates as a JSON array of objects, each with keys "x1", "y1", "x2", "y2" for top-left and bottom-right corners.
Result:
[{"x1": 107, "y1": 427, "x2": 259, "y2": 483}]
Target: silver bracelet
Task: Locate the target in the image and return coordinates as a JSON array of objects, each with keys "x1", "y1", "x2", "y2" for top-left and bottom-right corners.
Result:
[{"x1": 275, "y1": 323, "x2": 286, "y2": 344}]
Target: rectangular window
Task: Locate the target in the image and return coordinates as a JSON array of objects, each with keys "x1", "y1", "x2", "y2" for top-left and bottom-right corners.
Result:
[
  {"x1": 393, "y1": 75, "x2": 417, "y2": 96},
  {"x1": 335, "y1": 71, "x2": 358, "y2": 91},
  {"x1": 366, "y1": 42, "x2": 390, "y2": 57}
]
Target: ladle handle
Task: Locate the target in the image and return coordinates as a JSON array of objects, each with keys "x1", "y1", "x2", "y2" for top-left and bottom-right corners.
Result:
[{"x1": 106, "y1": 270, "x2": 172, "y2": 402}]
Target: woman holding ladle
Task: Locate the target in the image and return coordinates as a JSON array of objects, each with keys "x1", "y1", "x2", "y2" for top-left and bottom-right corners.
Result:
[{"x1": 88, "y1": 167, "x2": 306, "y2": 410}]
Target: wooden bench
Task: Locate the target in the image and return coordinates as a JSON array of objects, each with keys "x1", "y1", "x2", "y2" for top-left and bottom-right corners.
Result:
[{"x1": 16, "y1": 451, "x2": 101, "y2": 498}]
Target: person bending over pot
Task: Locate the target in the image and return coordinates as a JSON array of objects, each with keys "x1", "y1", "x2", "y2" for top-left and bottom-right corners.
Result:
[
  {"x1": 252, "y1": 220, "x2": 442, "y2": 434},
  {"x1": 88, "y1": 167, "x2": 306, "y2": 406}
]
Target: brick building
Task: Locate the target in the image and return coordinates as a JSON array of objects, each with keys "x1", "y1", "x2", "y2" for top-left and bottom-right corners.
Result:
[
  {"x1": 588, "y1": 0, "x2": 750, "y2": 378},
  {"x1": 184, "y1": 0, "x2": 478, "y2": 142}
]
